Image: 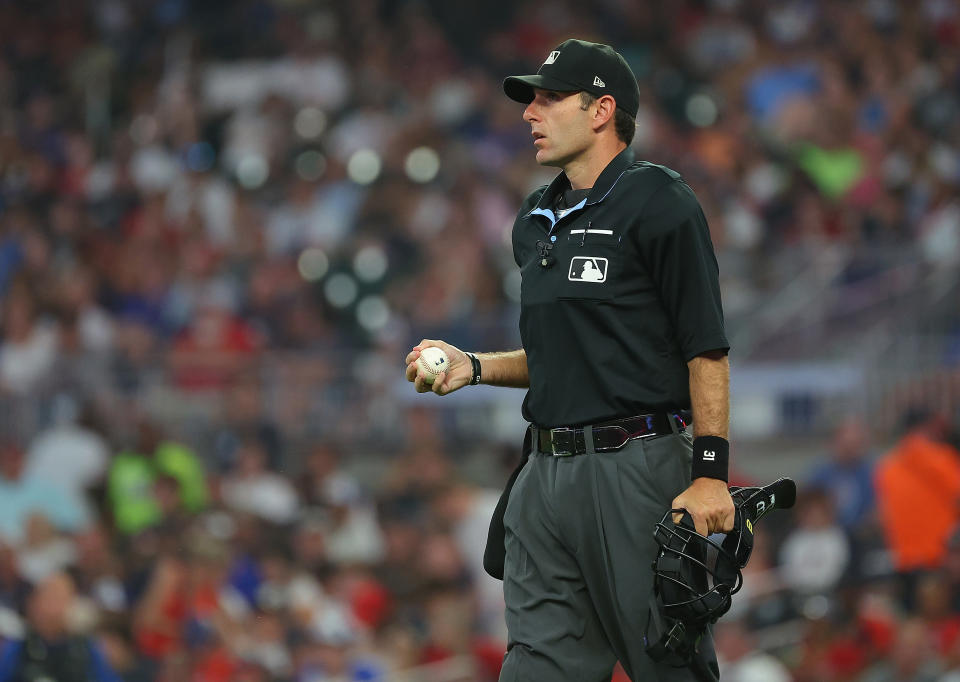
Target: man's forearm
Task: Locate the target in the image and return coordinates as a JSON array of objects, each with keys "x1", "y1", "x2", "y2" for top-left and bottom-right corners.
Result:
[
  {"x1": 475, "y1": 349, "x2": 529, "y2": 388},
  {"x1": 687, "y1": 351, "x2": 729, "y2": 439}
]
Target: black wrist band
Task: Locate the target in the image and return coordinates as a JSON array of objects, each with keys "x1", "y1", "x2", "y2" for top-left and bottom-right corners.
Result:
[
  {"x1": 691, "y1": 436, "x2": 729, "y2": 482},
  {"x1": 465, "y1": 352, "x2": 482, "y2": 385}
]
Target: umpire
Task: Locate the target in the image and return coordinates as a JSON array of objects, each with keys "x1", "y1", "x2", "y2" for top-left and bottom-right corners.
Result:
[{"x1": 405, "y1": 39, "x2": 735, "y2": 681}]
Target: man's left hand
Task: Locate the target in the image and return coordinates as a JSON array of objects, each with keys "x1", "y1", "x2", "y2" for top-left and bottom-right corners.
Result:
[{"x1": 671, "y1": 478, "x2": 735, "y2": 536}]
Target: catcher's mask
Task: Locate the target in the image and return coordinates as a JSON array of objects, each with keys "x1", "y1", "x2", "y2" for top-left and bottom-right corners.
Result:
[
  {"x1": 646, "y1": 479, "x2": 796, "y2": 678},
  {"x1": 651, "y1": 506, "x2": 747, "y2": 627},
  {"x1": 651, "y1": 479, "x2": 797, "y2": 627}
]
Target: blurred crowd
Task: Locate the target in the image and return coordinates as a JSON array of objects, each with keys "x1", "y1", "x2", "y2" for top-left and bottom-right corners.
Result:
[
  {"x1": 0, "y1": 0, "x2": 959, "y2": 680},
  {"x1": 0, "y1": 406, "x2": 512, "y2": 681},
  {"x1": 719, "y1": 409, "x2": 960, "y2": 682}
]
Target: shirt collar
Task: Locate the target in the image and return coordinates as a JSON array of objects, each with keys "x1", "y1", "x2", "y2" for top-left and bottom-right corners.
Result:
[
  {"x1": 531, "y1": 146, "x2": 636, "y2": 213},
  {"x1": 586, "y1": 146, "x2": 635, "y2": 204}
]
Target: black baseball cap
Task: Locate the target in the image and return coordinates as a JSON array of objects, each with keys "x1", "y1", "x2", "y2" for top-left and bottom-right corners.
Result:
[{"x1": 503, "y1": 39, "x2": 640, "y2": 118}]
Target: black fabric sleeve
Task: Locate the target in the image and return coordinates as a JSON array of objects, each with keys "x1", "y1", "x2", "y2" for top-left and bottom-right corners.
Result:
[{"x1": 637, "y1": 179, "x2": 729, "y2": 360}]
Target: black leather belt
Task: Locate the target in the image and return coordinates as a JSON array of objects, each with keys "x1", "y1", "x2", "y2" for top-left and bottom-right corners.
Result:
[{"x1": 532, "y1": 411, "x2": 691, "y2": 456}]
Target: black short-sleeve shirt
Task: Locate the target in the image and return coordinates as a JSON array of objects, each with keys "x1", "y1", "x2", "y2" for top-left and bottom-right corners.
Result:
[{"x1": 512, "y1": 147, "x2": 729, "y2": 428}]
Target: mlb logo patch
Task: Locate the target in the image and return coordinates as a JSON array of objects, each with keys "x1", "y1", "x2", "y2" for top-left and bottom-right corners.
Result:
[
  {"x1": 568, "y1": 257, "x2": 608, "y2": 283},
  {"x1": 544, "y1": 51, "x2": 560, "y2": 65}
]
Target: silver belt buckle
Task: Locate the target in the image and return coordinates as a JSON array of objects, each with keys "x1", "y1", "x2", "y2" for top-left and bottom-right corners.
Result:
[{"x1": 550, "y1": 427, "x2": 574, "y2": 456}]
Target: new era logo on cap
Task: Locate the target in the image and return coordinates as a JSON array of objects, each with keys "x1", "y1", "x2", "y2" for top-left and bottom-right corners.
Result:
[
  {"x1": 544, "y1": 51, "x2": 560, "y2": 65},
  {"x1": 593, "y1": 76, "x2": 605, "y2": 88}
]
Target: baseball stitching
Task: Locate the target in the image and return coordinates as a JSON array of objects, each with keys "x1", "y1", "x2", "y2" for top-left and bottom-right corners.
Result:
[{"x1": 418, "y1": 349, "x2": 447, "y2": 379}]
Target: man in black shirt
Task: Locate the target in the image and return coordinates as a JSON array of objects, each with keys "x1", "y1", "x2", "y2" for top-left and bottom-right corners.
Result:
[{"x1": 405, "y1": 39, "x2": 734, "y2": 681}]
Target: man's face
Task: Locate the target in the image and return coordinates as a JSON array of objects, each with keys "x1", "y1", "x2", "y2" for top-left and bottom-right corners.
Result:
[{"x1": 523, "y1": 89, "x2": 593, "y2": 167}]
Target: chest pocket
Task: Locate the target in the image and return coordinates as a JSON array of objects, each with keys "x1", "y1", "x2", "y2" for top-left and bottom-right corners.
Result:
[{"x1": 558, "y1": 231, "x2": 620, "y2": 300}]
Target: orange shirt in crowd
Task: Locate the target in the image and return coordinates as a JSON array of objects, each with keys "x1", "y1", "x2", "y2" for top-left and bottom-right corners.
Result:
[{"x1": 875, "y1": 431, "x2": 960, "y2": 571}]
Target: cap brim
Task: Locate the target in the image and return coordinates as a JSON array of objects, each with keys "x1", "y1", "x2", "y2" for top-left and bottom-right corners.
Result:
[{"x1": 503, "y1": 74, "x2": 581, "y2": 104}]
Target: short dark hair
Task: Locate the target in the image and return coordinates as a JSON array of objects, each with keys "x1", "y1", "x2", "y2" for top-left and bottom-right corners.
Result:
[{"x1": 579, "y1": 92, "x2": 636, "y2": 146}]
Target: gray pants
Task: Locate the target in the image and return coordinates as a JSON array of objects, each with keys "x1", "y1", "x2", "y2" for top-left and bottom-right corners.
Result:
[{"x1": 499, "y1": 429, "x2": 717, "y2": 681}]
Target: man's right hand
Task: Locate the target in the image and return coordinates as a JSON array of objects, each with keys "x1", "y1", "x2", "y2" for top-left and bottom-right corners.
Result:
[{"x1": 405, "y1": 339, "x2": 473, "y2": 395}]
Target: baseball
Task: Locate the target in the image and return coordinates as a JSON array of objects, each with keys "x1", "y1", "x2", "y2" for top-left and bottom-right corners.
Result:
[{"x1": 417, "y1": 347, "x2": 449, "y2": 385}]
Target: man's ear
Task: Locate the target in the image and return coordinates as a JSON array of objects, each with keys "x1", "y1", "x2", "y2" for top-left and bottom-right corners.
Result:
[{"x1": 592, "y1": 95, "x2": 617, "y2": 132}]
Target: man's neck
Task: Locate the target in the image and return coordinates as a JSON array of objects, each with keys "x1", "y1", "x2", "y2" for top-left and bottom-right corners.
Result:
[{"x1": 563, "y1": 140, "x2": 628, "y2": 190}]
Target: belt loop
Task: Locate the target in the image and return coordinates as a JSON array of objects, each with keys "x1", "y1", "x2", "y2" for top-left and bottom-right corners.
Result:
[
  {"x1": 583, "y1": 425, "x2": 596, "y2": 454},
  {"x1": 668, "y1": 412, "x2": 681, "y2": 436}
]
